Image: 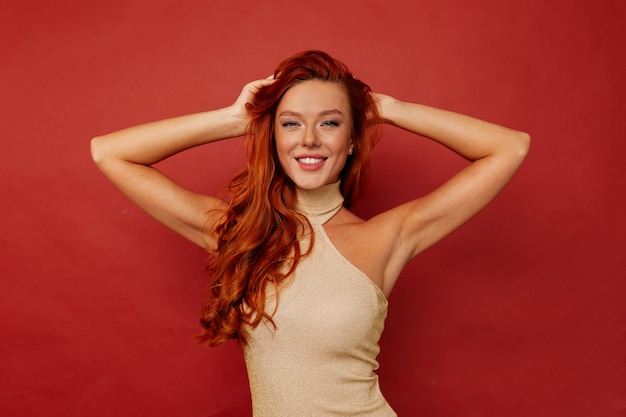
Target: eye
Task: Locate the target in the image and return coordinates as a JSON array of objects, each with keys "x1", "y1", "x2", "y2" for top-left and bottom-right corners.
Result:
[
  {"x1": 321, "y1": 120, "x2": 340, "y2": 127},
  {"x1": 281, "y1": 121, "x2": 300, "y2": 128}
]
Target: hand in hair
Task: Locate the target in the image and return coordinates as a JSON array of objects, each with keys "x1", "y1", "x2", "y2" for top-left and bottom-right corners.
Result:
[
  {"x1": 227, "y1": 77, "x2": 276, "y2": 134},
  {"x1": 372, "y1": 92, "x2": 399, "y2": 125}
]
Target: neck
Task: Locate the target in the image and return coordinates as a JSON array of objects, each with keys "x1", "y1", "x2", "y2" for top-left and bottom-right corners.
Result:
[{"x1": 295, "y1": 181, "x2": 344, "y2": 225}]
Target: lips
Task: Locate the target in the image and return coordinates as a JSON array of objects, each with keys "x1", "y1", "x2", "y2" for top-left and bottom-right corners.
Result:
[
  {"x1": 295, "y1": 155, "x2": 327, "y2": 170},
  {"x1": 296, "y1": 157, "x2": 326, "y2": 165}
]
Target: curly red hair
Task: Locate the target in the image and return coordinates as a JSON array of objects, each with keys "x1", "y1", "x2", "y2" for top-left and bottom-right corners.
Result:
[{"x1": 197, "y1": 50, "x2": 380, "y2": 346}]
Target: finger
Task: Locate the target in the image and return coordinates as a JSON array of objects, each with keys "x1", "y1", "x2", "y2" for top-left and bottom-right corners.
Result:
[
  {"x1": 251, "y1": 77, "x2": 275, "y2": 87},
  {"x1": 250, "y1": 77, "x2": 277, "y2": 91}
]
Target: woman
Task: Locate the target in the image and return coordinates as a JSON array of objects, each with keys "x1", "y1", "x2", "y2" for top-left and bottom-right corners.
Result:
[{"x1": 91, "y1": 50, "x2": 530, "y2": 416}]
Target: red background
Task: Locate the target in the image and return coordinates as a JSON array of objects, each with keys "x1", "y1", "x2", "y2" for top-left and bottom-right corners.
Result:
[{"x1": 2, "y1": 1, "x2": 624, "y2": 416}]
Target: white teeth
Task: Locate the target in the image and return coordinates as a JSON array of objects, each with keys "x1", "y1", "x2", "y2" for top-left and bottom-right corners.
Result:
[{"x1": 297, "y1": 157, "x2": 325, "y2": 164}]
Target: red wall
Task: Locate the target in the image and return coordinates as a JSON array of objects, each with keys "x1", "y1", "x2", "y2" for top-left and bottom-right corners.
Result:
[{"x1": 2, "y1": 1, "x2": 624, "y2": 416}]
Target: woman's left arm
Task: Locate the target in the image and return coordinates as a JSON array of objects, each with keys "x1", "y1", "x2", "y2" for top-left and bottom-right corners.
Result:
[{"x1": 375, "y1": 93, "x2": 530, "y2": 266}]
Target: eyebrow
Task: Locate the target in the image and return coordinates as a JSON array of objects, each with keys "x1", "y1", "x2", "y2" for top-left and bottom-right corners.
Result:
[{"x1": 278, "y1": 109, "x2": 345, "y2": 117}]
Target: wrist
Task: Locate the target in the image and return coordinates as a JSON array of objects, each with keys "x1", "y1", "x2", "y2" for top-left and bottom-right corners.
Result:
[
  {"x1": 212, "y1": 106, "x2": 249, "y2": 138},
  {"x1": 379, "y1": 97, "x2": 402, "y2": 126}
]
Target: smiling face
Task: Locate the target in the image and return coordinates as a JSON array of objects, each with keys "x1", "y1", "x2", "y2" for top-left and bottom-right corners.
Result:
[{"x1": 274, "y1": 79, "x2": 353, "y2": 190}]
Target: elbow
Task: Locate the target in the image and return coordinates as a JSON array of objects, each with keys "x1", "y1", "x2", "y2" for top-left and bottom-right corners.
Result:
[
  {"x1": 519, "y1": 130, "x2": 531, "y2": 151},
  {"x1": 512, "y1": 130, "x2": 531, "y2": 161},
  {"x1": 90, "y1": 136, "x2": 106, "y2": 166}
]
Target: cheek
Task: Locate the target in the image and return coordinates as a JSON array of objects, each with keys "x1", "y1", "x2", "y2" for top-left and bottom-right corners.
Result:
[
  {"x1": 336, "y1": 131, "x2": 353, "y2": 153},
  {"x1": 274, "y1": 133, "x2": 289, "y2": 156},
  {"x1": 274, "y1": 134, "x2": 291, "y2": 168}
]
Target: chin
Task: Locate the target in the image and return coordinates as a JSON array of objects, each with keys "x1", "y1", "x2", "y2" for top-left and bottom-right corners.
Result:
[
  {"x1": 291, "y1": 177, "x2": 334, "y2": 190},
  {"x1": 294, "y1": 181, "x2": 323, "y2": 190}
]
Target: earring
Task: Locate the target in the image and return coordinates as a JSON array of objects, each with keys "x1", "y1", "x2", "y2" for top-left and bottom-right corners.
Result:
[{"x1": 348, "y1": 146, "x2": 354, "y2": 155}]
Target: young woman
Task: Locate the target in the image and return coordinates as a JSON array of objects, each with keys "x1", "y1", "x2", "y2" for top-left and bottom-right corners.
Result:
[{"x1": 91, "y1": 50, "x2": 529, "y2": 416}]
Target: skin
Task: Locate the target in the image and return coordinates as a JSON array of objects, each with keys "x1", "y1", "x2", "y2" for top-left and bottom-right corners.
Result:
[
  {"x1": 91, "y1": 77, "x2": 530, "y2": 297},
  {"x1": 274, "y1": 80, "x2": 353, "y2": 190}
]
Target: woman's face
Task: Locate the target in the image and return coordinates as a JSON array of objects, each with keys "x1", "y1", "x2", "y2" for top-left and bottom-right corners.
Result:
[{"x1": 274, "y1": 79, "x2": 353, "y2": 190}]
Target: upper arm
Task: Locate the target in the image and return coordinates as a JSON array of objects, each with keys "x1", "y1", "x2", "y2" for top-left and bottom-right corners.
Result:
[
  {"x1": 377, "y1": 131, "x2": 530, "y2": 286},
  {"x1": 400, "y1": 131, "x2": 529, "y2": 258},
  {"x1": 92, "y1": 150, "x2": 226, "y2": 250}
]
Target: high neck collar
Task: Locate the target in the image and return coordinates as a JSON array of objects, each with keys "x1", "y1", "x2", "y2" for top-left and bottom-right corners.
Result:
[{"x1": 295, "y1": 181, "x2": 344, "y2": 225}]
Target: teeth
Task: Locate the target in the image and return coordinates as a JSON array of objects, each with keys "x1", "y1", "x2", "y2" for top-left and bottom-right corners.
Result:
[{"x1": 297, "y1": 157, "x2": 325, "y2": 164}]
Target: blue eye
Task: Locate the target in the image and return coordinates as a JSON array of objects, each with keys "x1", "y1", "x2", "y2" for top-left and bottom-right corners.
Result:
[
  {"x1": 281, "y1": 121, "x2": 299, "y2": 127},
  {"x1": 321, "y1": 120, "x2": 340, "y2": 127}
]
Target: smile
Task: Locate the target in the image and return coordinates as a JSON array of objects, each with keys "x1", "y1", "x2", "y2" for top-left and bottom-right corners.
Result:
[{"x1": 296, "y1": 157, "x2": 327, "y2": 165}]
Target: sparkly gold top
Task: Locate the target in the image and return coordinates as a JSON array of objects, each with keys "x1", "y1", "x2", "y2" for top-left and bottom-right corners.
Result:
[{"x1": 242, "y1": 182, "x2": 396, "y2": 417}]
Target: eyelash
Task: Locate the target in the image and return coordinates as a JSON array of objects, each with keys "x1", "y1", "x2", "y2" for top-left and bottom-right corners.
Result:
[{"x1": 280, "y1": 120, "x2": 340, "y2": 128}]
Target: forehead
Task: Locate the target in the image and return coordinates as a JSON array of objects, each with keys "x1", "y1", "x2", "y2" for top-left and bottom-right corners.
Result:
[{"x1": 276, "y1": 80, "x2": 351, "y2": 115}]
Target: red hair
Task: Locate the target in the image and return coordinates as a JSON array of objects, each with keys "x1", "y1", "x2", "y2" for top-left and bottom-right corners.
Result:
[{"x1": 197, "y1": 50, "x2": 380, "y2": 347}]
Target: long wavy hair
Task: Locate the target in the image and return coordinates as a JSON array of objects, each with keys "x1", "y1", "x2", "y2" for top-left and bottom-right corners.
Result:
[{"x1": 197, "y1": 50, "x2": 380, "y2": 347}]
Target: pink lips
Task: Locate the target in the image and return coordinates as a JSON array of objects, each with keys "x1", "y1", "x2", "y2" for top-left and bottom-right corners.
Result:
[{"x1": 295, "y1": 154, "x2": 327, "y2": 171}]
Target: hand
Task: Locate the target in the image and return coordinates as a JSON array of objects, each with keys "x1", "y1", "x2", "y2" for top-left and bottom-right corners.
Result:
[
  {"x1": 372, "y1": 92, "x2": 399, "y2": 124},
  {"x1": 229, "y1": 76, "x2": 276, "y2": 122}
]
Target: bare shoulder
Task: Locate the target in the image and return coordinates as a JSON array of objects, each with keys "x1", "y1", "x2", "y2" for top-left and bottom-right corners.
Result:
[{"x1": 323, "y1": 207, "x2": 409, "y2": 297}]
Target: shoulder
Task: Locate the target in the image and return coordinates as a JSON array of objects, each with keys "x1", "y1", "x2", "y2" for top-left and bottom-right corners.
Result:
[{"x1": 324, "y1": 207, "x2": 411, "y2": 296}]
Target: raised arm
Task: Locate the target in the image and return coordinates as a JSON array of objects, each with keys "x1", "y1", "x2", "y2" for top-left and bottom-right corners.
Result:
[
  {"x1": 90, "y1": 78, "x2": 274, "y2": 250},
  {"x1": 374, "y1": 94, "x2": 530, "y2": 289}
]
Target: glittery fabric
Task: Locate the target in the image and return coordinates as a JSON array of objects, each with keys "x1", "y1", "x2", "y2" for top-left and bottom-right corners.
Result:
[{"x1": 242, "y1": 182, "x2": 396, "y2": 417}]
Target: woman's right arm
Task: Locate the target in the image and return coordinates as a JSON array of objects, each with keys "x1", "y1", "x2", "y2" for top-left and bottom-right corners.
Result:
[{"x1": 90, "y1": 78, "x2": 274, "y2": 250}]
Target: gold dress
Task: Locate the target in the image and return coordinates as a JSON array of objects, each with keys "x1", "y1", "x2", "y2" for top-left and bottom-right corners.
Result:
[{"x1": 242, "y1": 182, "x2": 397, "y2": 417}]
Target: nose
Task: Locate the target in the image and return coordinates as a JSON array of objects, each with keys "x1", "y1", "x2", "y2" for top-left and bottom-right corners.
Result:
[{"x1": 302, "y1": 125, "x2": 321, "y2": 148}]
